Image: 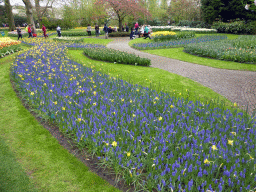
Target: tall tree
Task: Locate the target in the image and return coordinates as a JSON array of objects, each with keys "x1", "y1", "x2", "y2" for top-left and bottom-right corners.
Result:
[
  {"x1": 34, "y1": 0, "x2": 54, "y2": 25},
  {"x1": 94, "y1": 0, "x2": 151, "y2": 31},
  {"x1": 22, "y1": 0, "x2": 35, "y2": 26},
  {"x1": 161, "y1": 0, "x2": 168, "y2": 10},
  {"x1": 4, "y1": 0, "x2": 15, "y2": 31}
]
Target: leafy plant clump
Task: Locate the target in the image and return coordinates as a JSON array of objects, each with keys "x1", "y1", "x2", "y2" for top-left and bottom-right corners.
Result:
[
  {"x1": 0, "y1": 44, "x2": 22, "y2": 57},
  {"x1": 132, "y1": 35, "x2": 227, "y2": 50},
  {"x1": 83, "y1": 48, "x2": 151, "y2": 66},
  {"x1": 183, "y1": 35, "x2": 256, "y2": 63},
  {"x1": 152, "y1": 31, "x2": 195, "y2": 42},
  {"x1": 212, "y1": 21, "x2": 256, "y2": 35},
  {"x1": 11, "y1": 42, "x2": 256, "y2": 191}
]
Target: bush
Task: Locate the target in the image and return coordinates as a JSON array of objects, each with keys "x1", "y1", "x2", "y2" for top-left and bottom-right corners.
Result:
[
  {"x1": 108, "y1": 32, "x2": 130, "y2": 37},
  {"x1": 183, "y1": 35, "x2": 256, "y2": 63},
  {"x1": 83, "y1": 48, "x2": 151, "y2": 66},
  {"x1": 152, "y1": 31, "x2": 195, "y2": 42},
  {"x1": 212, "y1": 21, "x2": 256, "y2": 35},
  {"x1": 177, "y1": 20, "x2": 211, "y2": 28},
  {"x1": 61, "y1": 31, "x2": 96, "y2": 36}
]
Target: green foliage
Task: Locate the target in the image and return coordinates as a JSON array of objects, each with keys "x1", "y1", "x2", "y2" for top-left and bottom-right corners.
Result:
[
  {"x1": 177, "y1": 20, "x2": 211, "y2": 28},
  {"x1": 83, "y1": 48, "x2": 151, "y2": 66},
  {"x1": 108, "y1": 32, "x2": 130, "y2": 37},
  {"x1": 184, "y1": 35, "x2": 256, "y2": 63},
  {"x1": 61, "y1": 31, "x2": 96, "y2": 36},
  {"x1": 212, "y1": 21, "x2": 256, "y2": 34},
  {"x1": 13, "y1": 15, "x2": 27, "y2": 27},
  {"x1": 152, "y1": 31, "x2": 195, "y2": 42},
  {"x1": 201, "y1": 0, "x2": 222, "y2": 24},
  {"x1": 0, "y1": 44, "x2": 22, "y2": 57}
]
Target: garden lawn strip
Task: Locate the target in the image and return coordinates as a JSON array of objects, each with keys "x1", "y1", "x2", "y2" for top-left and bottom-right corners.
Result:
[
  {"x1": 67, "y1": 49, "x2": 244, "y2": 114},
  {"x1": 144, "y1": 48, "x2": 256, "y2": 71},
  {"x1": 0, "y1": 54, "x2": 120, "y2": 192}
]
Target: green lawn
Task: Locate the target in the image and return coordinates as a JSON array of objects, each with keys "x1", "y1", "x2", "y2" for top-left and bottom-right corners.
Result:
[
  {"x1": 67, "y1": 49, "x2": 244, "y2": 115},
  {"x1": 128, "y1": 33, "x2": 256, "y2": 71},
  {"x1": 0, "y1": 53, "x2": 120, "y2": 192}
]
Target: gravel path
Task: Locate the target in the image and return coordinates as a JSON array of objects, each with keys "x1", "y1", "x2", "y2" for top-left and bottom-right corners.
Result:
[{"x1": 106, "y1": 37, "x2": 256, "y2": 116}]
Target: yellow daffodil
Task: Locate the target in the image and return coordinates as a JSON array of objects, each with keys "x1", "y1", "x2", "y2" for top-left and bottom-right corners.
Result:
[
  {"x1": 158, "y1": 116, "x2": 162, "y2": 121},
  {"x1": 93, "y1": 102, "x2": 97, "y2": 106},
  {"x1": 212, "y1": 145, "x2": 217, "y2": 151},
  {"x1": 53, "y1": 101, "x2": 57, "y2": 105},
  {"x1": 234, "y1": 102, "x2": 237, "y2": 107},
  {"x1": 127, "y1": 152, "x2": 131, "y2": 157},
  {"x1": 204, "y1": 159, "x2": 210, "y2": 164},
  {"x1": 112, "y1": 141, "x2": 117, "y2": 147},
  {"x1": 170, "y1": 105, "x2": 174, "y2": 108},
  {"x1": 231, "y1": 132, "x2": 236, "y2": 136},
  {"x1": 228, "y1": 140, "x2": 233, "y2": 146},
  {"x1": 62, "y1": 107, "x2": 65, "y2": 110},
  {"x1": 30, "y1": 92, "x2": 34, "y2": 96},
  {"x1": 106, "y1": 143, "x2": 109, "y2": 146}
]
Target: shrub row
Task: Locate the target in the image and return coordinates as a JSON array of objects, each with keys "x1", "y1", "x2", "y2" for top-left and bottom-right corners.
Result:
[
  {"x1": 176, "y1": 20, "x2": 211, "y2": 29},
  {"x1": 83, "y1": 48, "x2": 151, "y2": 66},
  {"x1": 183, "y1": 35, "x2": 256, "y2": 63},
  {"x1": 0, "y1": 44, "x2": 22, "y2": 57},
  {"x1": 152, "y1": 31, "x2": 195, "y2": 42},
  {"x1": 108, "y1": 32, "x2": 130, "y2": 37},
  {"x1": 132, "y1": 35, "x2": 227, "y2": 50},
  {"x1": 212, "y1": 21, "x2": 256, "y2": 34}
]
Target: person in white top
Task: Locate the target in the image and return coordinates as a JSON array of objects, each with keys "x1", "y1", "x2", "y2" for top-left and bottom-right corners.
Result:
[
  {"x1": 138, "y1": 25, "x2": 144, "y2": 38},
  {"x1": 57, "y1": 26, "x2": 61, "y2": 37}
]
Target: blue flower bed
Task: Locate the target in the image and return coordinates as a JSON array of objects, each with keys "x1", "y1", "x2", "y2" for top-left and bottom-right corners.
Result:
[
  {"x1": 11, "y1": 42, "x2": 256, "y2": 191},
  {"x1": 132, "y1": 35, "x2": 227, "y2": 50}
]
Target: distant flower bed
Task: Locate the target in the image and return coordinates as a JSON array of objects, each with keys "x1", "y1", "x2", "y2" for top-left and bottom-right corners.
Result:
[
  {"x1": 83, "y1": 48, "x2": 151, "y2": 66},
  {"x1": 132, "y1": 35, "x2": 227, "y2": 50},
  {"x1": 0, "y1": 37, "x2": 22, "y2": 57},
  {"x1": 11, "y1": 41, "x2": 256, "y2": 191},
  {"x1": 151, "y1": 26, "x2": 217, "y2": 33},
  {"x1": 151, "y1": 31, "x2": 195, "y2": 42},
  {"x1": 53, "y1": 36, "x2": 85, "y2": 43},
  {"x1": 184, "y1": 35, "x2": 256, "y2": 63}
]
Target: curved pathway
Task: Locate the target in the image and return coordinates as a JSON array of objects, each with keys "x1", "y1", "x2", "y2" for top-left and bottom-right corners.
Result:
[{"x1": 107, "y1": 37, "x2": 256, "y2": 116}]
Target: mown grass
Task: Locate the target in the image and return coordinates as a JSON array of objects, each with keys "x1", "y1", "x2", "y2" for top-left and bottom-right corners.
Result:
[
  {"x1": 128, "y1": 33, "x2": 256, "y2": 71},
  {"x1": 0, "y1": 53, "x2": 120, "y2": 192},
  {"x1": 67, "y1": 49, "x2": 245, "y2": 115}
]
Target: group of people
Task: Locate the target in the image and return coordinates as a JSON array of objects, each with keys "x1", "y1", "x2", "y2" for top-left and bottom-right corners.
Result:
[
  {"x1": 16, "y1": 23, "x2": 49, "y2": 40},
  {"x1": 130, "y1": 22, "x2": 152, "y2": 40}
]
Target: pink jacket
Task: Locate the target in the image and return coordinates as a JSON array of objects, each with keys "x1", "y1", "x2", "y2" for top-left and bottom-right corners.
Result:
[{"x1": 135, "y1": 23, "x2": 139, "y2": 29}]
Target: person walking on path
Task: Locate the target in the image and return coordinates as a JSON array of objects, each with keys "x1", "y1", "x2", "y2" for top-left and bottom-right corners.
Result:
[
  {"x1": 28, "y1": 24, "x2": 32, "y2": 38},
  {"x1": 103, "y1": 24, "x2": 108, "y2": 39},
  {"x1": 31, "y1": 25, "x2": 37, "y2": 37},
  {"x1": 130, "y1": 28, "x2": 135, "y2": 40},
  {"x1": 42, "y1": 24, "x2": 48, "y2": 38},
  {"x1": 17, "y1": 25, "x2": 22, "y2": 40},
  {"x1": 134, "y1": 22, "x2": 139, "y2": 35},
  {"x1": 144, "y1": 25, "x2": 151, "y2": 39},
  {"x1": 87, "y1": 24, "x2": 91, "y2": 36},
  {"x1": 125, "y1": 24, "x2": 129, "y2": 33},
  {"x1": 57, "y1": 25, "x2": 61, "y2": 37},
  {"x1": 95, "y1": 24, "x2": 99, "y2": 37}
]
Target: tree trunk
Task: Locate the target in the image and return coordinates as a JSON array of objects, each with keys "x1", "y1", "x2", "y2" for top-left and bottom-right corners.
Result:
[
  {"x1": 5, "y1": 0, "x2": 15, "y2": 31},
  {"x1": 22, "y1": 0, "x2": 35, "y2": 27},
  {"x1": 35, "y1": 0, "x2": 41, "y2": 24},
  {"x1": 118, "y1": 18, "x2": 123, "y2": 32}
]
